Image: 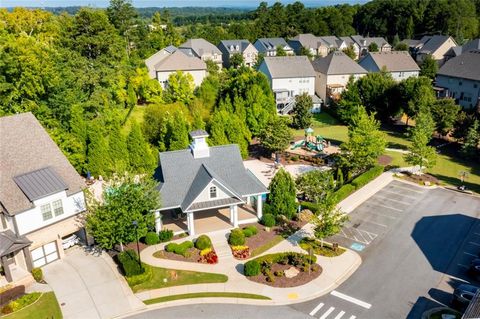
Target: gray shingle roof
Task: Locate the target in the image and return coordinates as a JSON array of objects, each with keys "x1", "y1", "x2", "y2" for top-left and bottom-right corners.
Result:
[
  {"x1": 218, "y1": 40, "x2": 252, "y2": 53},
  {"x1": 419, "y1": 35, "x2": 456, "y2": 54},
  {"x1": 290, "y1": 34, "x2": 321, "y2": 49},
  {"x1": 180, "y1": 38, "x2": 222, "y2": 57},
  {"x1": 320, "y1": 36, "x2": 344, "y2": 48},
  {"x1": 437, "y1": 50, "x2": 480, "y2": 81},
  {"x1": 157, "y1": 145, "x2": 267, "y2": 210},
  {"x1": 255, "y1": 38, "x2": 292, "y2": 51},
  {"x1": 153, "y1": 50, "x2": 206, "y2": 72},
  {"x1": 262, "y1": 56, "x2": 316, "y2": 78},
  {"x1": 360, "y1": 51, "x2": 420, "y2": 72},
  {"x1": 351, "y1": 35, "x2": 391, "y2": 49},
  {"x1": 0, "y1": 230, "x2": 31, "y2": 257},
  {"x1": 0, "y1": 113, "x2": 85, "y2": 215},
  {"x1": 463, "y1": 39, "x2": 480, "y2": 53},
  {"x1": 14, "y1": 167, "x2": 68, "y2": 202},
  {"x1": 312, "y1": 51, "x2": 367, "y2": 75}
]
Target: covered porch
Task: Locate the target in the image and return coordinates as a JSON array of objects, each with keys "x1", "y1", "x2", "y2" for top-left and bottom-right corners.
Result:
[{"x1": 0, "y1": 230, "x2": 33, "y2": 284}]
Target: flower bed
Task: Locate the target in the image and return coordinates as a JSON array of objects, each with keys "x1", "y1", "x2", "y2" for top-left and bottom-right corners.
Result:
[
  {"x1": 299, "y1": 238, "x2": 346, "y2": 257},
  {"x1": 244, "y1": 252, "x2": 322, "y2": 287},
  {"x1": 154, "y1": 235, "x2": 218, "y2": 264}
]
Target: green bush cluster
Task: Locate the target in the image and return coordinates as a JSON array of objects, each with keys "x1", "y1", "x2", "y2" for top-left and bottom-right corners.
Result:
[
  {"x1": 118, "y1": 249, "x2": 144, "y2": 276},
  {"x1": 145, "y1": 232, "x2": 160, "y2": 245},
  {"x1": 299, "y1": 201, "x2": 320, "y2": 214},
  {"x1": 333, "y1": 184, "x2": 356, "y2": 203},
  {"x1": 255, "y1": 252, "x2": 317, "y2": 267},
  {"x1": 158, "y1": 229, "x2": 174, "y2": 243},
  {"x1": 229, "y1": 229, "x2": 246, "y2": 245},
  {"x1": 351, "y1": 165, "x2": 384, "y2": 189},
  {"x1": 165, "y1": 241, "x2": 193, "y2": 256},
  {"x1": 1, "y1": 292, "x2": 41, "y2": 314},
  {"x1": 261, "y1": 214, "x2": 276, "y2": 227},
  {"x1": 242, "y1": 226, "x2": 258, "y2": 237},
  {"x1": 125, "y1": 264, "x2": 153, "y2": 286},
  {"x1": 244, "y1": 260, "x2": 260, "y2": 276},
  {"x1": 31, "y1": 268, "x2": 43, "y2": 282},
  {"x1": 195, "y1": 235, "x2": 212, "y2": 250}
]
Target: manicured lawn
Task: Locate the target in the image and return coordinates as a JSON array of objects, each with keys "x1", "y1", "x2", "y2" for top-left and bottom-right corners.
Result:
[
  {"x1": 291, "y1": 112, "x2": 348, "y2": 145},
  {"x1": 130, "y1": 266, "x2": 228, "y2": 293},
  {"x1": 299, "y1": 238, "x2": 346, "y2": 257},
  {"x1": 4, "y1": 292, "x2": 62, "y2": 319},
  {"x1": 250, "y1": 235, "x2": 284, "y2": 258},
  {"x1": 144, "y1": 292, "x2": 271, "y2": 304},
  {"x1": 122, "y1": 105, "x2": 146, "y2": 134}
]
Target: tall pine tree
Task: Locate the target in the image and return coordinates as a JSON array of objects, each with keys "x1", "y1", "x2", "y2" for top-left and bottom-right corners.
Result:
[{"x1": 127, "y1": 120, "x2": 156, "y2": 173}]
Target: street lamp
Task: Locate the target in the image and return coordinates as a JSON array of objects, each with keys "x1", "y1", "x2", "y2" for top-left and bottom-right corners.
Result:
[{"x1": 132, "y1": 220, "x2": 142, "y2": 268}]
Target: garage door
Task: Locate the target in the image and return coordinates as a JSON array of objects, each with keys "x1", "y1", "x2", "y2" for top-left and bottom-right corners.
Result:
[{"x1": 31, "y1": 242, "x2": 59, "y2": 268}]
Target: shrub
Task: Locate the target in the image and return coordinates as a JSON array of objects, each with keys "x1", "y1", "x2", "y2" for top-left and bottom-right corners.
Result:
[
  {"x1": 125, "y1": 264, "x2": 153, "y2": 286},
  {"x1": 145, "y1": 232, "x2": 160, "y2": 245},
  {"x1": 158, "y1": 229, "x2": 173, "y2": 243},
  {"x1": 351, "y1": 165, "x2": 384, "y2": 189},
  {"x1": 333, "y1": 184, "x2": 356, "y2": 203},
  {"x1": 274, "y1": 270, "x2": 284, "y2": 277},
  {"x1": 261, "y1": 213, "x2": 276, "y2": 227},
  {"x1": 300, "y1": 201, "x2": 320, "y2": 214},
  {"x1": 195, "y1": 235, "x2": 212, "y2": 250},
  {"x1": 243, "y1": 228, "x2": 253, "y2": 237},
  {"x1": 291, "y1": 155, "x2": 299, "y2": 161},
  {"x1": 200, "y1": 248, "x2": 212, "y2": 256},
  {"x1": 229, "y1": 229, "x2": 246, "y2": 246},
  {"x1": 165, "y1": 241, "x2": 193, "y2": 257},
  {"x1": 31, "y1": 268, "x2": 43, "y2": 282},
  {"x1": 165, "y1": 243, "x2": 176, "y2": 253},
  {"x1": 244, "y1": 260, "x2": 260, "y2": 276},
  {"x1": 244, "y1": 226, "x2": 258, "y2": 235},
  {"x1": 118, "y1": 249, "x2": 144, "y2": 276}
]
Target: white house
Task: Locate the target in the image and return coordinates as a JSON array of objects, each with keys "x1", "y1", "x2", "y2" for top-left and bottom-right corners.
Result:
[
  {"x1": 359, "y1": 51, "x2": 420, "y2": 82},
  {"x1": 254, "y1": 38, "x2": 294, "y2": 57},
  {"x1": 179, "y1": 38, "x2": 223, "y2": 68},
  {"x1": 145, "y1": 48, "x2": 207, "y2": 89},
  {"x1": 0, "y1": 113, "x2": 86, "y2": 283},
  {"x1": 258, "y1": 56, "x2": 321, "y2": 114},
  {"x1": 154, "y1": 130, "x2": 268, "y2": 236},
  {"x1": 312, "y1": 51, "x2": 368, "y2": 104},
  {"x1": 217, "y1": 40, "x2": 258, "y2": 68},
  {"x1": 435, "y1": 50, "x2": 480, "y2": 110}
]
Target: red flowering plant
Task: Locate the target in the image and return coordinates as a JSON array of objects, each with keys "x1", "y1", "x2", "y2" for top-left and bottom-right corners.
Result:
[
  {"x1": 231, "y1": 245, "x2": 250, "y2": 259},
  {"x1": 198, "y1": 248, "x2": 219, "y2": 264}
]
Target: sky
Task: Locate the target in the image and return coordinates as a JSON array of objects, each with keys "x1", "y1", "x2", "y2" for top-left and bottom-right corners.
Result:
[{"x1": 1, "y1": 0, "x2": 368, "y2": 8}]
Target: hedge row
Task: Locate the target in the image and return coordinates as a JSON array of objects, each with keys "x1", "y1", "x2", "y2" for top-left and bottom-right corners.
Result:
[
  {"x1": 165, "y1": 241, "x2": 193, "y2": 256},
  {"x1": 333, "y1": 165, "x2": 384, "y2": 203},
  {"x1": 118, "y1": 249, "x2": 144, "y2": 276}
]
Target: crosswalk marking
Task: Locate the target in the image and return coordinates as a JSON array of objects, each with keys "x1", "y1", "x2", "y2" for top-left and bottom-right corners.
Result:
[
  {"x1": 309, "y1": 302, "x2": 324, "y2": 316},
  {"x1": 334, "y1": 310, "x2": 345, "y2": 319},
  {"x1": 318, "y1": 307, "x2": 335, "y2": 319},
  {"x1": 331, "y1": 290, "x2": 372, "y2": 309},
  {"x1": 349, "y1": 316, "x2": 356, "y2": 319}
]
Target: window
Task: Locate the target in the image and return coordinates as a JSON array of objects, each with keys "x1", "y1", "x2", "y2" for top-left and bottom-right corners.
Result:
[
  {"x1": 209, "y1": 186, "x2": 217, "y2": 199},
  {"x1": 52, "y1": 200, "x2": 64, "y2": 217},
  {"x1": 41, "y1": 204, "x2": 53, "y2": 221}
]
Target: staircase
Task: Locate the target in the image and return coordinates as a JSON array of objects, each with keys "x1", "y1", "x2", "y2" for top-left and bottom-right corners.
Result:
[{"x1": 278, "y1": 97, "x2": 295, "y2": 115}]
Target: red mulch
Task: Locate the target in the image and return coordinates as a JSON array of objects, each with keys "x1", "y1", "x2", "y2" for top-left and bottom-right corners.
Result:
[
  {"x1": 247, "y1": 263, "x2": 322, "y2": 288},
  {"x1": 124, "y1": 242, "x2": 149, "y2": 253},
  {"x1": 400, "y1": 171, "x2": 440, "y2": 185},
  {"x1": 378, "y1": 155, "x2": 393, "y2": 166},
  {"x1": 154, "y1": 247, "x2": 218, "y2": 264}
]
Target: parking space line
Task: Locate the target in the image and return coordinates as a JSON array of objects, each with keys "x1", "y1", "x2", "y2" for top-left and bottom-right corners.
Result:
[
  {"x1": 469, "y1": 242, "x2": 480, "y2": 246},
  {"x1": 374, "y1": 203, "x2": 403, "y2": 212},
  {"x1": 361, "y1": 220, "x2": 388, "y2": 228},
  {"x1": 348, "y1": 316, "x2": 356, "y2": 319},
  {"x1": 331, "y1": 290, "x2": 372, "y2": 309},
  {"x1": 379, "y1": 189, "x2": 418, "y2": 200},
  {"x1": 319, "y1": 307, "x2": 335, "y2": 319},
  {"x1": 374, "y1": 195, "x2": 410, "y2": 205},
  {"x1": 309, "y1": 302, "x2": 324, "y2": 316},
  {"x1": 370, "y1": 211, "x2": 397, "y2": 220},
  {"x1": 464, "y1": 252, "x2": 477, "y2": 257},
  {"x1": 334, "y1": 311, "x2": 346, "y2": 319},
  {"x1": 389, "y1": 183, "x2": 425, "y2": 193}
]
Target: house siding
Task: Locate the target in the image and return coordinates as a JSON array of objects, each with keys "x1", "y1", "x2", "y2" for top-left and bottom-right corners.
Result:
[
  {"x1": 271, "y1": 77, "x2": 315, "y2": 97},
  {"x1": 316, "y1": 73, "x2": 366, "y2": 103},
  {"x1": 156, "y1": 70, "x2": 207, "y2": 89},
  {"x1": 193, "y1": 181, "x2": 236, "y2": 204},
  {"x1": 436, "y1": 74, "x2": 480, "y2": 109}
]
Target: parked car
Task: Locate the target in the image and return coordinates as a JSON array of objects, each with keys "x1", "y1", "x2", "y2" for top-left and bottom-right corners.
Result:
[
  {"x1": 452, "y1": 284, "x2": 479, "y2": 311},
  {"x1": 62, "y1": 234, "x2": 79, "y2": 250}
]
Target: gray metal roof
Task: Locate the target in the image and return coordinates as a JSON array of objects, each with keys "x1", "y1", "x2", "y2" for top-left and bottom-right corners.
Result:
[
  {"x1": 0, "y1": 230, "x2": 31, "y2": 257},
  {"x1": 437, "y1": 50, "x2": 480, "y2": 81},
  {"x1": 312, "y1": 51, "x2": 367, "y2": 75},
  {"x1": 262, "y1": 56, "x2": 316, "y2": 78},
  {"x1": 0, "y1": 113, "x2": 85, "y2": 215},
  {"x1": 189, "y1": 129, "x2": 209, "y2": 138},
  {"x1": 14, "y1": 167, "x2": 68, "y2": 202},
  {"x1": 157, "y1": 145, "x2": 267, "y2": 210},
  {"x1": 359, "y1": 51, "x2": 420, "y2": 72}
]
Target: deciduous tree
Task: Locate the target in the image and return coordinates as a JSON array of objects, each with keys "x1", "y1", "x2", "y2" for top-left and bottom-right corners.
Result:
[
  {"x1": 404, "y1": 111, "x2": 437, "y2": 173},
  {"x1": 259, "y1": 116, "x2": 292, "y2": 153},
  {"x1": 292, "y1": 93, "x2": 313, "y2": 129}
]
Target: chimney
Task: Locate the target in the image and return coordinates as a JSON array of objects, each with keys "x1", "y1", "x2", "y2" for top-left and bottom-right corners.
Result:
[{"x1": 189, "y1": 130, "x2": 210, "y2": 159}]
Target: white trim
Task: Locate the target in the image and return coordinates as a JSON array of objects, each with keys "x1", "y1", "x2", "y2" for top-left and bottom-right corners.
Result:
[
  {"x1": 183, "y1": 178, "x2": 243, "y2": 212},
  {"x1": 158, "y1": 206, "x2": 181, "y2": 211},
  {"x1": 238, "y1": 218, "x2": 259, "y2": 225},
  {"x1": 242, "y1": 192, "x2": 269, "y2": 197},
  {"x1": 185, "y1": 199, "x2": 244, "y2": 213}
]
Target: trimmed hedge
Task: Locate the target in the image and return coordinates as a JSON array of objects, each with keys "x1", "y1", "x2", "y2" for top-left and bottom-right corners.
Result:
[
  {"x1": 125, "y1": 264, "x2": 153, "y2": 286},
  {"x1": 195, "y1": 235, "x2": 212, "y2": 250},
  {"x1": 244, "y1": 260, "x2": 261, "y2": 276},
  {"x1": 31, "y1": 267, "x2": 43, "y2": 282},
  {"x1": 300, "y1": 201, "x2": 320, "y2": 214},
  {"x1": 165, "y1": 241, "x2": 194, "y2": 257},
  {"x1": 158, "y1": 229, "x2": 173, "y2": 243},
  {"x1": 118, "y1": 249, "x2": 144, "y2": 276},
  {"x1": 242, "y1": 226, "x2": 258, "y2": 238},
  {"x1": 333, "y1": 184, "x2": 356, "y2": 203},
  {"x1": 145, "y1": 232, "x2": 160, "y2": 245},
  {"x1": 261, "y1": 213, "x2": 276, "y2": 227},
  {"x1": 229, "y1": 229, "x2": 246, "y2": 246},
  {"x1": 351, "y1": 165, "x2": 384, "y2": 189}
]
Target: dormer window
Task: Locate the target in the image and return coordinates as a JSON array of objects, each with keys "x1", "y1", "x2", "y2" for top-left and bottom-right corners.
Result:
[{"x1": 210, "y1": 186, "x2": 217, "y2": 199}]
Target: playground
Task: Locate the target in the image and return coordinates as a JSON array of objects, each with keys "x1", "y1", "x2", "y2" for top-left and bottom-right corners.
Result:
[{"x1": 289, "y1": 127, "x2": 340, "y2": 157}]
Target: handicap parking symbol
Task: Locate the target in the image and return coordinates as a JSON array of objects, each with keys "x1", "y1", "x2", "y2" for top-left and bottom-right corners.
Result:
[{"x1": 350, "y1": 242, "x2": 365, "y2": 252}]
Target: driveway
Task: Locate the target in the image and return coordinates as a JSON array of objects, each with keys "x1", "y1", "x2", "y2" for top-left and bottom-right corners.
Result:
[{"x1": 43, "y1": 246, "x2": 145, "y2": 319}]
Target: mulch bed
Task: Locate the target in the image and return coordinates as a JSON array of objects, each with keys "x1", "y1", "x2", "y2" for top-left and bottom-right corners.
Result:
[
  {"x1": 399, "y1": 171, "x2": 440, "y2": 185},
  {"x1": 154, "y1": 248, "x2": 202, "y2": 263},
  {"x1": 378, "y1": 154, "x2": 393, "y2": 166},
  {"x1": 247, "y1": 263, "x2": 322, "y2": 288}
]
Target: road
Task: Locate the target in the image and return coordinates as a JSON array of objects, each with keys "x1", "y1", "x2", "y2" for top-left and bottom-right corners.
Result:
[{"x1": 127, "y1": 181, "x2": 480, "y2": 319}]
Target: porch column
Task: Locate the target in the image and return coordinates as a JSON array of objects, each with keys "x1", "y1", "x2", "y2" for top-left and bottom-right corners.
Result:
[
  {"x1": 246, "y1": 196, "x2": 251, "y2": 205},
  {"x1": 187, "y1": 212, "x2": 195, "y2": 236},
  {"x1": 256, "y1": 194, "x2": 263, "y2": 220},
  {"x1": 154, "y1": 210, "x2": 163, "y2": 233},
  {"x1": 22, "y1": 247, "x2": 33, "y2": 272},
  {"x1": 230, "y1": 205, "x2": 238, "y2": 228},
  {"x1": 1, "y1": 256, "x2": 12, "y2": 282}
]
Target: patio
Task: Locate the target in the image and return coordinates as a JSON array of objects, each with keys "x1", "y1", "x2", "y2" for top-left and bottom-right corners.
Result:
[{"x1": 161, "y1": 205, "x2": 259, "y2": 235}]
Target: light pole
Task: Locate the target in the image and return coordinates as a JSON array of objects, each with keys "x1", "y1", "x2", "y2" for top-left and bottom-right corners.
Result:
[{"x1": 132, "y1": 220, "x2": 142, "y2": 268}]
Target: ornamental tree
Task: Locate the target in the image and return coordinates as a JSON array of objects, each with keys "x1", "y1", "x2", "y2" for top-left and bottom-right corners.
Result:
[
  {"x1": 268, "y1": 168, "x2": 297, "y2": 219},
  {"x1": 404, "y1": 111, "x2": 437, "y2": 173},
  {"x1": 313, "y1": 194, "x2": 348, "y2": 247},
  {"x1": 296, "y1": 170, "x2": 335, "y2": 204}
]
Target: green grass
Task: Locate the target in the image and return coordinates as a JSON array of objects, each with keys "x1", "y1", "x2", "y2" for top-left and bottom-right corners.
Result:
[
  {"x1": 130, "y1": 266, "x2": 228, "y2": 293},
  {"x1": 144, "y1": 292, "x2": 271, "y2": 304},
  {"x1": 299, "y1": 238, "x2": 346, "y2": 257},
  {"x1": 291, "y1": 112, "x2": 348, "y2": 145},
  {"x1": 122, "y1": 105, "x2": 146, "y2": 134},
  {"x1": 250, "y1": 235, "x2": 284, "y2": 258},
  {"x1": 4, "y1": 292, "x2": 62, "y2": 319}
]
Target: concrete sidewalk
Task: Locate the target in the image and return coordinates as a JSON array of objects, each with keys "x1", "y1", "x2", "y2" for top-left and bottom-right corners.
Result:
[{"x1": 136, "y1": 223, "x2": 361, "y2": 307}]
